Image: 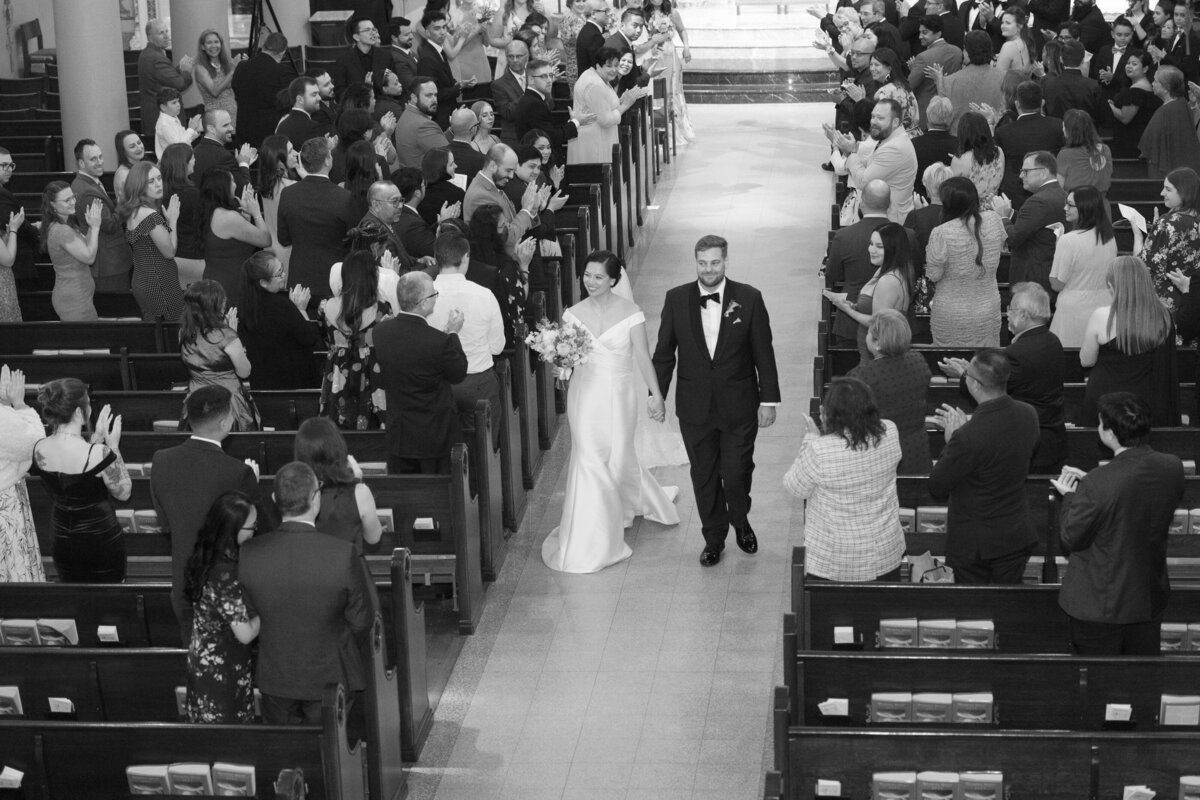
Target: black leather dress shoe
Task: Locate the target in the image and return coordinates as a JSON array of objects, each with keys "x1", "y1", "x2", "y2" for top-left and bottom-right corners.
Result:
[
  {"x1": 699, "y1": 548, "x2": 722, "y2": 567},
  {"x1": 735, "y1": 522, "x2": 758, "y2": 555}
]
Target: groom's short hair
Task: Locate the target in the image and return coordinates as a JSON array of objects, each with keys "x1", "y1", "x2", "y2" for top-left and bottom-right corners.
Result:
[{"x1": 694, "y1": 234, "x2": 728, "y2": 258}]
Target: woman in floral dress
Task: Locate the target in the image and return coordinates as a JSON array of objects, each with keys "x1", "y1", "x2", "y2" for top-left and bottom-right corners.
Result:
[
  {"x1": 646, "y1": 0, "x2": 695, "y2": 140},
  {"x1": 1134, "y1": 167, "x2": 1200, "y2": 313},
  {"x1": 0, "y1": 366, "x2": 46, "y2": 582},
  {"x1": 184, "y1": 491, "x2": 259, "y2": 723},
  {"x1": 320, "y1": 250, "x2": 391, "y2": 430},
  {"x1": 557, "y1": 0, "x2": 590, "y2": 84}
]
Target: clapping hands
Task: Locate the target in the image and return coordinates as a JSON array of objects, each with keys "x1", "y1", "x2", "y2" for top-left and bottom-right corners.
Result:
[
  {"x1": 91, "y1": 404, "x2": 123, "y2": 451},
  {"x1": 225, "y1": 306, "x2": 239, "y2": 331},
  {"x1": 289, "y1": 284, "x2": 311, "y2": 312},
  {"x1": 933, "y1": 403, "x2": 968, "y2": 441},
  {"x1": 1051, "y1": 466, "x2": 1086, "y2": 496},
  {"x1": 1167, "y1": 268, "x2": 1191, "y2": 294},
  {"x1": 83, "y1": 199, "x2": 103, "y2": 230},
  {"x1": 0, "y1": 365, "x2": 27, "y2": 410},
  {"x1": 236, "y1": 143, "x2": 258, "y2": 167}
]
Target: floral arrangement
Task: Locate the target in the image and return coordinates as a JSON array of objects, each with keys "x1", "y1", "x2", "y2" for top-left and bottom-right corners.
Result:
[
  {"x1": 525, "y1": 319, "x2": 593, "y2": 380},
  {"x1": 476, "y1": 0, "x2": 499, "y2": 23},
  {"x1": 655, "y1": 17, "x2": 671, "y2": 34}
]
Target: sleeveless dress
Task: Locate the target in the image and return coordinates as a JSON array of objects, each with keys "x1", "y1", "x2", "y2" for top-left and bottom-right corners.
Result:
[
  {"x1": 127, "y1": 211, "x2": 184, "y2": 322},
  {"x1": 542, "y1": 310, "x2": 680, "y2": 574},
  {"x1": 1081, "y1": 331, "x2": 1179, "y2": 427},
  {"x1": 186, "y1": 561, "x2": 255, "y2": 723},
  {"x1": 48, "y1": 223, "x2": 98, "y2": 321},
  {"x1": 180, "y1": 327, "x2": 261, "y2": 431},
  {"x1": 0, "y1": 405, "x2": 46, "y2": 582},
  {"x1": 926, "y1": 212, "x2": 1005, "y2": 347},
  {"x1": 320, "y1": 300, "x2": 390, "y2": 430},
  {"x1": 852, "y1": 270, "x2": 911, "y2": 362},
  {"x1": 313, "y1": 483, "x2": 372, "y2": 694},
  {"x1": 648, "y1": 9, "x2": 696, "y2": 141},
  {"x1": 28, "y1": 444, "x2": 125, "y2": 583},
  {"x1": 203, "y1": 226, "x2": 259, "y2": 309},
  {"x1": 0, "y1": 260, "x2": 19, "y2": 322},
  {"x1": 1048, "y1": 230, "x2": 1118, "y2": 348},
  {"x1": 196, "y1": 63, "x2": 237, "y2": 127}
]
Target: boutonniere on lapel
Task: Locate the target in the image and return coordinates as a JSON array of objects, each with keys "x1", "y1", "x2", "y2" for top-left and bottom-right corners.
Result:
[{"x1": 723, "y1": 300, "x2": 742, "y2": 324}]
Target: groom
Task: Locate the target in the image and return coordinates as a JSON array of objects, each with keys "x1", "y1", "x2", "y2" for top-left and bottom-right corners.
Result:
[{"x1": 652, "y1": 235, "x2": 781, "y2": 567}]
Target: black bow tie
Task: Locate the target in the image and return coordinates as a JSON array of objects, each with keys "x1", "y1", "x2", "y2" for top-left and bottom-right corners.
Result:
[{"x1": 699, "y1": 292, "x2": 720, "y2": 307}]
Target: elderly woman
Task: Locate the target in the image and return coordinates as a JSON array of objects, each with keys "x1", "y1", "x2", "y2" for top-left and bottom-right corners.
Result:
[
  {"x1": 1140, "y1": 66, "x2": 1200, "y2": 177},
  {"x1": 784, "y1": 376, "x2": 905, "y2": 582},
  {"x1": 848, "y1": 310, "x2": 932, "y2": 473},
  {"x1": 568, "y1": 46, "x2": 648, "y2": 164}
]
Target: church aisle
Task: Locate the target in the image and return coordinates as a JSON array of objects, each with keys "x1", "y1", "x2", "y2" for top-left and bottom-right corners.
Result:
[{"x1": 410, "y1": 102, "x2": 833, "y2": 800}]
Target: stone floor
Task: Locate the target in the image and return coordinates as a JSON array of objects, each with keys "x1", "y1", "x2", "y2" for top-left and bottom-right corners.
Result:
[{"x1": 404, "y1": 102, "x2": 833, "y2": 800}]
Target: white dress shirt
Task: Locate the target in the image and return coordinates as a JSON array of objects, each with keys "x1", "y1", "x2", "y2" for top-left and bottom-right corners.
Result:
[
  {"x1": 427, "y1": 272, "x2": 505, "y2": 373},
  {"x1": 698, "y1": 278, "x2": 725, "y2": 358},
  {"x1": 155, "y1": 113, "x2": 200, "y2": 160}
]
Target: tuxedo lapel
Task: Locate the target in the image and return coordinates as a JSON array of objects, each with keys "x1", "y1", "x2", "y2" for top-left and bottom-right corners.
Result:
[
  {"x1": 712, "y1": 282, "x2": 739, "y2": 362},
  {"x1": 685, "y1": 284, "x2": 712, "y2": 365}
]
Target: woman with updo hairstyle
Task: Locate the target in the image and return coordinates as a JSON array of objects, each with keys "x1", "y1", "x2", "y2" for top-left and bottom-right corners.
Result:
[
  {"x1": 1108, "y1": 50, "x2": 1161, "y2": 159},
  {"x1": 237, "y1": 251, "x2": 320, "y2": 390},
  {"x1": 418, "y1": 148, "x2": 466, "y2": 227},
  {"x1": 784, "y1": 376, "x2": 904, "y2": 582},
  {"x1": 470, "y1": 101, "x2": 501, "y2": 154},
  {"x1": 320, "y1": 250, "x2": 390, "y2": 430},
  {"x1": 996, "y1": 6, "x2": 1038, "y2": 74},
  {"x1": 183, "y1": 490, "x2": 260, "y2": 723},
  {"x1": 295, "y1": 417, "x2": 383, "y2": 553},
  {"x1": 179, "y1": 279, "x2": 260, "y2": 431},
  {"x1": 0, "y1": 365, "x2": 46, "y2": 581},
  {"x1": 29, "y1": 378, "x2": 131, "y2": 582}
]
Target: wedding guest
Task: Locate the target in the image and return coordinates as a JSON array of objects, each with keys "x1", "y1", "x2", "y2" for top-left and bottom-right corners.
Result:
[
  {"x1": 469, "y1": 101, "x2": 502, "y2": 153},
  {"x1": 41, "y1": 182, "x2": 101, "y2": 321},
  {"x1": 783, "y1": 377, "x2": 905, "y2": 582},
  {"x1": 995, "y1": 6, "x2": 1038, "y2": 74},
  {"x1": 1133, "y1": 167, "x2": 1200, "y2": 312},
  {"x1": 200, "y1": 168, "x2": 271, "y2": 308},
  {"x1": 939, "y1": 31, "x2": 1005, "y2": 134},
  {"x1": 256, "y1": 135, "x2": 297, "y2": 276},
  {"x1": 72, "y1": 138, "x2": 133, "y2": 294},
  {"x1": 0, "y1": 209, "x2": 18, "y2": 321},
  {"x1": 848, "y1": 310, "x2": 932, "y2": 473},
  {"x1": 193, "y1": 29, "x2": 240, "y2": 126},
  {"x1": 1049, "y1": 186, "x2": 1117, "y2": 347},
  {"x1": 113, "y1": 130, "x2": 146, "y2": 202},
  {"x1": 184, "y1": 491, "x2": 260, "y2": 723},
  {"x1": 912, "y1": 97, "x2": 957, "y2": 198},
  {"x1": 0, "y1": 366, "x2": 45, "y2": 582},
  {"x1": 29, "y1": 379, "x2": 130, "y2": 583},
  {"x1": 419, "y1": 148, "x2": 467, "y2": 227},
  {"x1": 1057, "y1": 109, "x2": 1112, "y2": 196},
  {"x1": 950, "y1": 110, "x2": 1004, "y2": 209},
  {"x1": 154, "y1": 87, "x2": 202, "y2": 160},
  {"x1": 320, "y1": 250, "x2": 391, "y2": 430},
  {"x1": 237, "y1": 251, "x2": 320, "y2": 390},
  {"x1": 294, "y1": 417, "x2": 384, "y2": 553},
  {"x1": 160, "y1": 143, "x2": 205, "y2": 288},
  {"x1": 1139, "y1": 65, "x2": 1200, "y2": 176},
  {"x1": 179, "y1": 280, "x2": 260, "y2": 432},
  {"x1": 1108, "y1": 50, "x2": 1161, "y2": 158},
  {"x1": 119, "y1": 161, "x2": 185, "y2": 322},
  {"x1": 926, "y1": 176, "x2": 1004, "y2": 346},
  {"x1": 823, "y1": 222, "x2": 913, "y2": 362},
  {"x1": 342, "y1": 140, "x2": 381, "y2": 222},
  {"x1": 844, "y1": 47, "x2": 920, "y2": 135}
]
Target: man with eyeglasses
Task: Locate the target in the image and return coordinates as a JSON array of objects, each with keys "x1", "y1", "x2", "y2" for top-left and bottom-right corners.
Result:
[
  {"x1": 0, "y1": 147, "x2": 39, "y2": 281},
  {"x1": 991, "y1": 150, "x2": 1067, "y2": 293},
  {"x1": 993, "y1": 81, "x2": 1066, "y2": 205},
  {"x1": 929, "y1": 348, "x2": 1042, "y2": 584},
  {"x1": 514, "y1": 60, "x2": 596, "y2": 153},
  {"x1": 492, "y1": 40, "x2": 531, "y2": 141},
  {"x1": 332, "y1": 15, "x2": 396, "y2": 103},
  {"x1": 447, "y1": 109, "x2": 487, "y2": 186},
  {"x1": 419, "y1": 10, "x2": 475, "y2": 129}
]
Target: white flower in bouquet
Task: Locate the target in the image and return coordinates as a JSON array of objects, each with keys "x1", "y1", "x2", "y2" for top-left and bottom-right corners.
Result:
[
  {"x1": 525, "y1": 318, "x2": 593, "y2": 381},
  {"x1": 655, "y1": 18, "x2": 671, "y2": 34}
]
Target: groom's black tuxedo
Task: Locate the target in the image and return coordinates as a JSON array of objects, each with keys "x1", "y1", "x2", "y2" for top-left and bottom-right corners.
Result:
[{"x1": 653, "y1": 278, "x2": 780, "y2": 550}]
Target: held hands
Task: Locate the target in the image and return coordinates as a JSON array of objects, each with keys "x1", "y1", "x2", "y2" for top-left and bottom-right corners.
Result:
[
  {"x1": 937, "y1": 356, "x2": 970, "y2": 379},
  {"x1": 84, "y1": 199, "x2": 103, "y2": 230},
  {"x1": 92, "y1": 404, "x2": 123, "y2": 451},
  {"x1": 1167, "y1": 268, "x2": 1192, "y2": 294},
  {"x1": 444, "y1": 308, "x2": 465, "y2": 334},
  {"x1": 187, "y1": 115, "x2": 204, "y2": 133},
  {"x1": 647, "y1": 395, "x2": 665, "y2": 422},
  {"x1": 550, "y1": 164, "x2": 565, "y2": 187},
  {"x1": 1051, "y1": 466, "x2": 1086, "y2": 496},
  {"x1": 438, "y1": 201, "x2": 462, "y2": 221},
  {"x1": 289, "y1": 284, "x2": 311, "y2": 312},
  {"x1": 933, "y1": 403, "x2": 967, "y2": 441}
]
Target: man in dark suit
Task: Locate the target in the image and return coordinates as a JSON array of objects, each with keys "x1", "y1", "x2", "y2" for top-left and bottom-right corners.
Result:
[
  {"x1": 389, "y1": 17, "x2": 420, "y2": 91},
  {"x1": 992, "y1": 150, "x2": 1067, "y2": 293},
  {"x1": 825, "y1": 180, "x2": 892, "y2": 346},
  {"x1": 138, "y1": 20, "x2": 195, "y2": 135},
  {"x1": 514, "y1": 59, "x2": 588, "y2": 152},
  {"x1": 375, "y1": 271, "x2": 469, "y2": 474},
  {"x1": 277, "y1": 137, "x2": 355, "y2": 299},
  {"x1": 993, "y1": 81, "x2": 1065, "y2": 206},
  {"x1": 912, "y1": 97, "x2": 956, "y2": 197},
  {"x1": 238, "y1": 461, "x2": 372, "y2": 725},
  {"x1": 331, "y1": 15, "x2": 394, "y2": 103},
  {"x1": 305, "y1": 66, "x2": 338, "y2": 134},
  {"x1": 1054, "y1": 392, "x2": 1185, "y2": 654},
  {"x1": 940, "y1": 282, "x2": 1066, "y2": 472},
  {"x1": 653, "y1": 234, "x2": 781, "y2": 567},
  {"x1": 193, "y1": 110, "x2": 257, "y2": 192},
  {"x1": 447, "y1": 109, "x2": 486, "y2": 186},
  {"x1": 419, "y1": 11, "x2": 470, "y2": 129},
  {"x1": 958, "y1": 0, "x2": 1004, "y2": 52},
  {"x1": 393, "y1": 166, "x2": 457, "y2": 258},
  {"x1": 907, "y1": 15, "x2": 964, "y2": 128},
  {"x1": 1091, "y1": 16, "x2": 1136, "y2": 106},
  {"x1": 1044, "y1": 40, "x2": 1103, "y2": 121},
  {"x1": 492, "y1": 41, "x2": 530, "y2": 141},
  {"x1": 930, "y1": 348, "x2": 1041, "y2": 584},
  {"x1": 231, "y1": 32, "x2": 297, "y2": 149},
  {"x1": 275, "y1": 77, "x2": 326, "y2": 150},
  {"x1": 576, "y1": 0, "x2": 610, "y2": 75},
  {"x1": 899, "y1": 0, "x2": 964, "y2": 56},
  {"x1": 1069, "y1": 0, "x2": 1113, "y2": 52},
  {"x1": 70, "y1": 139, "x2": 132, "y2": 294},
  {"x1": 606, "y1": 7, "x2": 670, "y2": 96},
  {"x1": 1029, "y1": 0, "x2": 1070, "y2": 34},
  {"x1": 151, "y1": 386, "x2": 258, "y2": 644}
]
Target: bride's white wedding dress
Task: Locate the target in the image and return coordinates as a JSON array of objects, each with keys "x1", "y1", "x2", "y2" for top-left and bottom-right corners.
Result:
[{"x1": 541, "y1": 309, "x2": 681, "y2": 574}]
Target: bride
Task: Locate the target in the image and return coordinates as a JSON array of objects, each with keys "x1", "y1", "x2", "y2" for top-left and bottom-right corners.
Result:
[{"x1": 541, "y1": 251, "x2": 680, "y2": 573}]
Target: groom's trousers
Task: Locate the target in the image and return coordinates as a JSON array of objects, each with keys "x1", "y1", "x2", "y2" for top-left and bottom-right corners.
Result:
[{"x1": 679, "y1": 416, "x2": 759, "y2": 550}]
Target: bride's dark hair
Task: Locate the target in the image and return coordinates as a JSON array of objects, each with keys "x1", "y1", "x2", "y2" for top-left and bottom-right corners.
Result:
[{"x1": 585, "y1": 250, "x2": 622, "y2": 285}]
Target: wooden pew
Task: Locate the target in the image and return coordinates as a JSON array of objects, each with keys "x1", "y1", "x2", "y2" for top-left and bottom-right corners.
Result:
[
  {"x1": 495, "y1": 357, "x2": 528, "y2": 530},
  {"x1": 463, "y1": 399, "x2": 508, "y2": 581},
  {"x1": 386, "y1": 548, "x2": 433, "y2": 761},
  {"x1": 510, "y1": 320, "x2": 545, "y2": 489},
  {"x1": 0, "y1": 684, "x2": 365, "y2": 799},
  {"x1": 87, "y1": 389, "x2": 323, "y2": 432},
  {"x1": 561, "y1": 181, "x2": 604, "y2": 254},
  {"x1": 0, "y1": 321, "x2": 168, "y2": 355},
  {"x1": 553, "y1": 204, "x2": 594, "y2": 289},
  {"x1": 922, "y1": 381, "x2": 1197, "y2": 425},
  {"x1": 1, "y1": 351, "x2": 130, "y2": 390},
  {"x1": 927, "y1": 426, "x2": 1200, "y2": 471},
  {"x1": 0, "y1": 582, "x2": 177, "y2": 647},
  {"x1": 618, "y1": 128, "x2": 636, "y2": 247},
  {"x1": 565, "y1": 162, "x2": 619, "y2": 255},
  {"x1": 526, "y1": 291, "x2": 560, "y2": 452}
]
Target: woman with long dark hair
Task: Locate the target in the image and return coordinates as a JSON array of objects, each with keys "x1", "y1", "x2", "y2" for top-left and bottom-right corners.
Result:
[
  {"x1": 256, "y1": 135, "x2": 297, "y2": 278},
  {"x1": 1134, "y1": 166, "x2": 1200, "y2": 310},
  {"x1": 784, "y1": 376, "x2": 904, "y2": 582},
  {"x1": 1108, "y1": 50, "x2": 1161, "y2": 159},
  {"x1": 1050, "y1": 186, "x2": 1118, "y2": 346},
  {"x1": 192, "y1": 29, "x2": 239, "y2": 126},
  {"x1": 113, "y1": 130, "x2": 146, "y2": 202},
  {"x1": 467, "y1": 204, "x2": 532, "y2": 339},
  {"x1": 119, "y1": 161, "x2": 184, "y2": 322},
  {"x1": 320, "y1": 250, "x2": 390, "y2": 430},
  {"x1": 418, "y1": 148, "x2": 466, "y2": 226},
  {"x1": 294, "y1": 418, "x2": 383, "y2": 552},
  {"x1": 1057, "y1": 110, "x2": 1113, "y2": 196},
  {"x1": 179, "y1": 279, "x2": 260, "y2": 431},
  {"x1": 926, "y1": 176, "x2": 1005, "y2": 346},
  {"x1": 845, "y1": 47, "x2": 919, "y2": 136},
  {"x1": 160, "y1": 143, "x2": 205, "y2": 288},
  {"x1": 341, "y1": 140, "x2": 381, "y2": 222},
  {"x1": 41, "y1": 181, "x2": 102, "y2": 321},
  {"x1": 199, "y1": 167, "x2": 270, "y2": 308},
  {"x1": 950, "y1": 111, "x2": 1004, "y2": 208},
  {"x1": 183, "y1": 491, "x2": 259, "y2": 723},
  {"x1": 823, "y1": 222, "x2": 913, "y2": 362},
  {"x1": 237, "y1": 251, "x2": 320, "y2": 390}
]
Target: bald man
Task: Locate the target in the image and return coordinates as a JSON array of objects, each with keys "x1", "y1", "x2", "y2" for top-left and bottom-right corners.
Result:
[
  {"x1": 139, "y1": 20, "x2": 194, "y2": 133},
  {"x1": 576, "y1": 0, "x2": 610, "y2": 75},
  {"x1": 448, "y1": 109, "x2": 486, "y2": 185},
  {"x1": 463, "y1": 144, "x2": 545, "y2": 257},
  {"x1": 492, "y1": 40, "x2": 530, "y2": 140}
]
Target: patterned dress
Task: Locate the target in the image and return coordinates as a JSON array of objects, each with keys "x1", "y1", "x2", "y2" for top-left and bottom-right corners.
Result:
[
  {"x1": 196, "y1": 62, "x2": 237, "y2": 127},
  {"x1": 558, "y1": 10, "x2": 588, "y2": 84},
  {"x1": 127, "y1": 211, "x2": 184, "y2": 323},
  {"x1": 959, "y1": 150, "x2": 1005, "y2": 210},
  {"x1": 0, "y1": 405, "x2": 47, "y2": 582},
  {"x1": 876, "y1": 81, "x2": 920, "y2": 137},
  {"x1": 648, "y1": 9, "x2": 695, "y2": 141},
  {"x1": 925, "y1": 211, "x2": 1005, "y2": 347},
  {"x1": 181, "y1": 327, "x2": 261, "y2": 432},
  {"x1": 186, "y1": 562, "x2": 255, "y2": 723},
  {"x1": 1140, "y1": 210, "x2": 1200, "y2": 313},
  {"x1": 320, "y1": 300, "x2": 390, "y2": 430}
]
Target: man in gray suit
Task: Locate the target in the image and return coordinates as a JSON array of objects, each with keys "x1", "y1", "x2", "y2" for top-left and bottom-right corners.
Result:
[
  {"x1": 463, "y1": 144, "x2": 546, "y2": 256},
  {"x1": 70, "y1": 139, "x2": 132, "y2": 293},
  {"x1": 394, "y1": 77, "x2": 450, "y2": 168},
  {"x1": 907, "y1": 14, "x2": 963, "y2": 128},
  {"x1": 491, "y1": 41, "x2": 530, "y2": 141}
]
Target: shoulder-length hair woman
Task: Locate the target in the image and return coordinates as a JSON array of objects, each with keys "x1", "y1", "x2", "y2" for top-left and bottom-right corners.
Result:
[
  {"x1": 257, "y1": 135, "x2": 296, "y2": 200},
  {"x1": 294, "y1": 417, "x2": 384, "y2": 550},
  {"x1": 1105, "y1": 255, "x2": 1173, "y2": 355},
  {"x1": 1072, "y1": 185, "x2": 1115, "y2": 245}
]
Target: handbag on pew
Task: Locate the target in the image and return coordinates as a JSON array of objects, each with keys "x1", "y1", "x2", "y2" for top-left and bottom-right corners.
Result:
[
  {"x1": 909, "y1": 551, "x2": 954, "y2": 583},
  {"x1": 273, "y1": 768, "x2": 306, "y2": 799}
]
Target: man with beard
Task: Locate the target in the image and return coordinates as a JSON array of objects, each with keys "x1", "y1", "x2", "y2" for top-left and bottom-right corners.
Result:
[
  {"x1": 419, "y1": 11, "x2": 472, "y2": 129},
  {"x1": 394, "y1": 77, "x2": 450, "y2": 168},
  {"x1": 826, "y1": 99, "x2": 917, "y2": 222},
  {"x1": 276, "y1": 77, "x2": 326, "y2": 150},
  {"x1": 304, "y1": 66, "x2": 338, "y2": 134},
  {"x1": 389, "y1": 17, "x2": 420, "y2": 91},
  {"x1": 192, "y1": 109, "x2": 257, "y2": 192},
  {"x1": 464, "y1": 144, "x2": 547, "y2": 258}
]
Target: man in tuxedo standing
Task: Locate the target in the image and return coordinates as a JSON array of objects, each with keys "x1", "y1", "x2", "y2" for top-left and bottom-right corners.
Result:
[
  {"x1": 958, "y1": 0, "x2": 1003, "y2": 52},
  {"x1": 653, "y1": 235, "x2": 781, "y2": 567},
  {"x1": 991, "y1": 150, "x2": 1067, "y2": 293},
  {"x1": 151, "y1": 386, "x2": 258, "y2": 644},
  {"x1": 576, "y1": 0, "x2": 610, "y2": 75},
  {"x1": 514, "y1": 60, "x2": 593, "y2": 151},
  {"x1": 231, "y1": 32, "x2": 296, "y2": 149},
  {"x1": 419, "y1": 11, "x2": 472, "y2": 129},
  {"x1": 71, "y1": 139, "x2": 132, "y2": 294},
  {"x1": 1043, "y1": 40, "x2": 1103, "y2": 122},
  {"x1": 277, "y1": 137, "x2": 355, "y2": 299},
  {"x1": 1092, "y1": 16, "x2": 1136, "y2": 107}
]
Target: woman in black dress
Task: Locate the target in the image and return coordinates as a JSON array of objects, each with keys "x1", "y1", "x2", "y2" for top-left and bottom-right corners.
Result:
[
  {"x1": 160, "y1": 143, "x2": 204, "y2": 288},
  {"x1": 184, "y1": 491, "x2": 260, "y2": 723},
  {"x1": 418, "y1": 148, "x2": 467, "y2": 227},
  {"x1": 28, "y1": 378, "x2": 131, "y2": 582},
  {"x1": 199, "y1": 167, "x2": 271, "y2": 308},
  {"x1": 119, "y1": 161, "x2": 184, "y2": 322},
  {"x1": 237, "y1": 251, "x2": 321, "y2": 389}
]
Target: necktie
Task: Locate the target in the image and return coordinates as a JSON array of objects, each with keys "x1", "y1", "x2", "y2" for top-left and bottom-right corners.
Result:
[{"x1": 699, "y1": 292, "x2": 720, "y2": 307}]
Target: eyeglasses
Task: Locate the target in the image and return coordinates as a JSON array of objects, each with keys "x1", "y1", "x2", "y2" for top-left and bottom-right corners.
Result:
[
  {"x1": 0, "y1": 163, "x2": 14, "y2": 170},
  {"x1": 1065, "y1": 201, "x2": 1077, "y2": 208},
  {"x1": 1018, "y1": 166, "x2": 1043, "y2": 175},
  {"x1": 422, "y1": 291, "x2": 440, "y2": 303}
]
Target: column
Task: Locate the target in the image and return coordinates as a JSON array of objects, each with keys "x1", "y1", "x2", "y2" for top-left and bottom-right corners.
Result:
[
  {"x1": 53, "y1": 0, "x2": 129, "y2": 168},
  {"x1": 165, "y1": 0, "x2": 229, "y2": 110}
]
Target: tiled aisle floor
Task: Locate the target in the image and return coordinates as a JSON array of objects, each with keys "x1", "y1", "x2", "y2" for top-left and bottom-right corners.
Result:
[{"x1": 407, "y1": 103, "x2": 833, "y2": 800}]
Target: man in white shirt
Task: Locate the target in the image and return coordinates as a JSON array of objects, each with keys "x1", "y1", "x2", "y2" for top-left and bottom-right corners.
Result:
[{"x1": 426, "y1": 234, "x2": 506, "y2": 446}]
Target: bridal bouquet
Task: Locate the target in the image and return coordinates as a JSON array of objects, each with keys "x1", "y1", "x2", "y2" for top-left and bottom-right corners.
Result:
[
  {"x1": 476, "y1": 0, "x2": 498, "y2": 23},
  {"x1": 525, "y1": 319, "x2": 593, "y2": 381}
]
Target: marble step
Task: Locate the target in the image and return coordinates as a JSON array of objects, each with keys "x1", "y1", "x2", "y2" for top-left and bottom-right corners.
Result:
[{"x1": 682, "y1": 70, "x2": 840, "y2": 102}]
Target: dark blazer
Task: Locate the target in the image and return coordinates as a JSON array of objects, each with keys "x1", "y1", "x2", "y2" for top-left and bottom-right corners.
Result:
[
  {"x1": 396, "y1": 205, "x2": 439, "y2": 258},
  {"x1": 605, "y1": 32, "x2": 644, "y2": 96},
  {"x1": 1043, "y1": 70, "x2": 1103, "y2": 123},
  {"x1": 994, "y1": 112, "x2": 1065, "y2": 205},
  {"x1": 1003, "y1": 180, "x2": 1067, "y2": 292},
  {"x1": 417, "y1": 178, "x2": 467, "y2": 226},
  {"x1": 0, "y1": 184, "x2": 38, "y2": 278},
  {"x1": 1058, "y1": 446, "x2": 1184, "y2": 623},
  {"x1": 576, "y1": 20, "x2": 607, "y2": 76},
  {"x1": 1090, "y1": 45, "x2": 1134, "y2": 102},
  {"x1": 958, "y1": 0, "x2": 1004, "y2": 52},
  {"x1": 331, "y1": 44, "x2": 392, "y2": 101},
  {"x1": 652, "y1": 279, "x2": 781, "y2": 428},
  {"x1": 825, "y1": 215, "x2": 889, "y2": 340},
  {"x1": 514, "y1": 89, "x2": 578, "y2": 153},
  {"x1": 929, "y1": 394, "x2": 1041, "y2": 561},
  {"x1": 70, "y1": 173, "x2": 132, "y2": 286},
  {"x1": 389, "y1": 46, "x2": 420, "y2": 90},
  {"x1": 417, "y1": 40, "x2": 460, "y2": 129},
  {"x1": 465, "y1": 256, "x2": 515, "y2": 346},
  {"x1": 231, "y1": 52, "x2": 298, "y2": 149},
  {"x1": 491, "y1": 70, "x2": 526, "y2": 141},
  {"x1": 275, "y1": 109, "x2": 326, "y2": 150},
  {"x1": 902, "y1": 203, "x2": 941, "y2": 272},
  {"x1": 237, "y1": 288, "x2": 322, "y2": 389},
  {"x1": 899, "y1": 10, "x2": 964, "y2": 56},
  {"x1": 374, "y1": 312, "x2": 469, "y2": 459},
  {"x1": 192, "y1": 136, "x2": 251, "y2": 192},
  {"x1": 138, "y1": 44, "x2": 193, "y2": 134},
  {"x1": 447, "y1": 140, "x2": 486, "y2": 186},
  {"x1": 1028, "y1": 0, "x2": 1070, "y2": 32},
  {"x1": 277, "y1": 176, "x2": 354, "y2": 299},
  {"x1": 911, "y1": 128, "x2": 956, "y2": 197},
  {"x1": 238, "y1": 520, "x2": 372, "y2": 699},
  {"x1": 1070, "y1": 3, "x2": 1113, "y2": 52},
  {"x1": 150, "y1": 438, "x2": 258, "y2": 636},
  {"x1": 1162, "y1": 31, "x2": 1200, "y2": 84}
]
